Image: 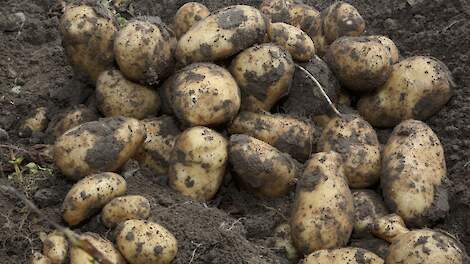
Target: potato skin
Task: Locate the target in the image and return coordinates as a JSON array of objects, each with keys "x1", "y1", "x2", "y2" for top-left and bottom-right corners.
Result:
[
  {"x1": 115, "y1": 219, "x2": 178, "y2": 264},
  {"x1": 288, "y1": 4, "x2": 320, "y2": 33},
  {"x1": 303, "y1": 247, "x2": 384, "y2": 264},
  {"x1": 352, "y1": 190, "x2": 388, "y2": 238},
  {"x1": 101, "y1": 195, "x2": 151, "y2": 228},
  {"x1": 318, "y1": 114, "x2": 381, "y2": 188},
  {"x1": 259, "y1": 0, "x2": 291, "y2": 23},
  {"x1": 62, "y1": 172, "x2": 127, "y2": 226},
  {"x1": 268, "y1": 22, "x2": 315, "y2": 62},
  {"x1": 42, "y1": 232, "x2": 68, "y2": 264},
  {"x1": 176, "y1": 5, "x2": 268, "y2": 65},
  {"x1": 158, "y1": 76, "x2": 176, "y2": 115},
  {"x1": 70, "y1": 232, "x2": 126, "y2": 264},
  {"x1": 173, "y1": 2, "x2": 210, "y2": 39},
  {"x1": 47, "y1": 105, "x2": 98, "y2": 139},
  {"x1": 358, "y1": 56, "x2": 454, "y2": 127},
  {"x1": 31, "y1": 252, "x2": 52, "y2": 264},
  {"x1": 381, "y1": 120, "x2": 449, "y2": 227},
  {"x1": 229, "y1": 134, "x2": 300, "y2": 198},
  {"x1": 367, "y1": 35, "x2": 400, "y2": 64},
  {"x1": 290, "y1": 151, "x2": 353, "y2": 254},
  {"x1": 54, "y1": 116, "x2": 145, "y2": 180},
  {"x1": 322, "y1": 2, "x2": 365, "y2": 44},
  {"x1": 169, "y1": 126, "x2": 227, "y2": 201},
  {"x1": 19, "y1": 107, "x2": 48, "y2": 137},
  {"x1": 271, "y1": 223, "x2": 298, "y2": 262}
]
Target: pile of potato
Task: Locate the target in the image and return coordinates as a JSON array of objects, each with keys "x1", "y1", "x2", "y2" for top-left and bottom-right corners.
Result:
[{"x1": 29, "y1": 0, "x2": 466, "y2": 263}]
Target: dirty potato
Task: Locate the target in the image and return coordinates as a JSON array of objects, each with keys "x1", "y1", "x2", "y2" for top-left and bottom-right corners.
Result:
[
  {"x1": 70, "y1": 232, "x2": 126, "y2": 264},
  {"x1": 173, "y1": 2, "x2": 210, "y2": 39},
  {"x1": 303, "y1": 248, "x2": 384, "y2": 264},
  {"x1": 19, "y1": 107, "x2": 48, "y2": 137},
  {"x1": 42, "y1": 231, "x2": 68, "y2": 264},
  {"x1": 367, "y1": 35, "x2": 400, "y2": 64},
  {"x1": 268, "y1": 22, "x2": 315, "y2": 61},
  {"x1": 322, "y1": 2, "x2": 365, "y2": 44},
  {"x1": 288, "y1": 4, "x2": 320, "y2": 33},
  {"x1": 46, "y1": 105, "x2": 98, "y2": 139},
  {"x1": 350, "y1": 238, "x2": 390, "y2": 259},
  {"x1": 271, "y1": 223, "x2": 298, "y2": 262},
  {"x1": 352, "y1": 190, "x2": 388, "y2": 238},
  {"x1": 158, "y1": 75, "x2": 176, "y2": 115},
  {"x1": 101, "y1": 195, "x2": 151, "y2": 228},
  {"x1": 259, "y1": 0, "x2": 292, "y2": 23},
  {"x1": 31, "y1": 252, "x2": 51, "y2": 264}
]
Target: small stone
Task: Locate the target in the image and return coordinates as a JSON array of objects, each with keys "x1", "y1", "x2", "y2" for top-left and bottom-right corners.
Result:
[
  {"x1": 0, "y1": 128, "x2": 8, "y2": 142},
  {"x1": 34, "y1": 188, "x2": 61, "y2": 208},
  {"x1": 11, "y1": 85, "x2": 21, "y2": 94}
]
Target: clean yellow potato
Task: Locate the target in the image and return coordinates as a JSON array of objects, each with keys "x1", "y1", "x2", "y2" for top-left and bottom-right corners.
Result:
[
  {"x1": 96, "y1": 69, "x2": 160, "y2": 119},
  {"x1": 42, "y1": 231, "x2": 68, "y2": 264},
  {"x1": 322, "y1": 2, "x2": 365, "y2": 44},
  {"x1": 367, "y1": 35, "x2": 400, "y2": 64},
  {"x1": 288, "y1": 3, "x2": 320, "y2": 33},
  {"x1": 169, "y1": 126, "x2": 227, "y2": 201},
  {"x1": 115, "y1": 219, "x2": 177, "y2": 264},
  {"x1": 173, "y1": 2, "x2": 210, "y2": 39},
  {"x1": 62, "y1": 172, "x2": 127, "y2": 226},
  {"x1": 303, "y1": 248, "x2": 384, "y2": 264},
  {"x1": 31, "y1": 252, "x2": 51, "y2": 264},
  {"x1": 352, "y1": 190, "x2": 388, "y2": 238},
  {"x1": 271, "y1": 223, "x2": 298, "y2": 262},
  {"x1": 101, "y1": 195, "x2": 151, "y2": 228},
  {"x1": 358, "y1": 56, "x2": 454, "y2": 127},
  {"x1": 268, "y1": 22, "x2": 315, "y2": 62},
  {"x1": 54, "y1": 116, "x2": 145, "y2": 180},
  {"x1": 70, "y1": 232, "x2": 126, "y2": 264},
  {"x1": 290, "y1": 151, "x2": 353, "y2": 255},
  {"x1": 230, "y1": 43, "x2": 294, "y2": 112},
  {"x1": 19, "y1": 107, "x2": 48, "y2": 137},
  {"x1": 47, "y1": 105, "x2": 98, "y2": 139}
]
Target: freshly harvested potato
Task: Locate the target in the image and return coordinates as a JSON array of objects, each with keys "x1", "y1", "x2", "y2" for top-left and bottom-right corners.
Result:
[
  {"x1": 259, "y1": 0, "x2": 292, "y2": 23},
  {"x1": 318, "y1": 114, "x2": 381, "y2": 188},
  {"x1": 60, "y1": 5, "x2": 116, "y2": 81},
  {"x1": 31, "y1": 252, "x2": 51, "y2": 264},
  {"x1": 70, "y1": 232, "x2": 125, "y2": 264},
  {"x1": 271, "y1": 223, "x2": 298, "y2": 262},
  {"x1": 115, "y1": 219, "x2": 177, "y2": 264},
  {"x1": 47, "y1": 105, "x2": 98, "y2": 139},
  {"x1": 350, "y1": 238, "x2": 389, "y2": 259},
  {"x1": 228, "y1": 112, "x2": 314, "y2": 161},
  {"x1": 358, "y1": 56, "x2": 454, "y2": 127},
  {"x1": 114, "y1": 18, "x2": 175, "y2": 85},
  {"x1": 54, "y1": 116, "x2": 145, "y2": 180},
  {"x1": 169, "y1": 126, "x2": 227, "y2": 201},
  {"x1": 268, "y1": 22, "x2": 315, "y2": 62},
  {"x1": 42, "y1": 231, "x2": 68, "y2": 264},
  {"x1": 325, "y1": 36, "x2": 393, "y2": 92},
  {"x1": 101, "y1": 195, "x2": 151, "y2": 228},
  {"x1": 288, "y1": 4, "x2": 320, "y2": 33},
  {"x1": 176, "y1": 5, "x2": 267, "y2": 64},
  {"x1": 322, "y1": 2, "x2": 365, "y2": 44},
  {"x1": 19, "y1": 107, "x2": 48, "y2": 137},
  {"x1": 173, "y1": 2, "x2": 210, "y2": 39},
  {"x1": 229, "y1": 134, "x2": 300, "y2": 198},
  {"x1": 381, "y1": 120, "x2": 449, "y2": 227},
  {"x1": 311, "y1": 32, "x2": 328, "y2": 57},
  {"x1": 134, "y1": 116, "x2": 180, "y2": 175},
  {"x1": 171, "y1": 63, "x2": 240, "y2": 127},
  {"x1": 290, "y1": 152, "x2": 353, "y2": 254},
  {"x1": 96, "y1": 69, "x2": 160, "y2": 119},
  {"x1": 371, "y1": 214, "x2": 410, "y2": 243},
  {"x1": 367, "y1": 35, "x2": 400, "y2": 64},
  {"x1": 352, "y1": 190, "x2": 388, "y2": 238},
  {"x1": 158, "y1": 76, "x2": 176, "y2": 115},
  {"x1": 303, "y1": 248, "x2": 384, "y2": 264},
  {"x1": 62, "y1": 172, "x2": 127, "y2": 226},
  {"x1": 230, "y1": 43, "x2": 294, "y2": 112}
]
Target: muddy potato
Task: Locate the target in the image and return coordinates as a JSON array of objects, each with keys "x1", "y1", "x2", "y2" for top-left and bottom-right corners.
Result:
[
  {"x1": 47, "y1": 105, "x2": 98, "y2": 139},
  {"x1": 60, "y1": 5, "x2": 116, "y2": 81},
  {"x1": 230, "y1": 43, "x2": 294, "y2": 112},
  {"x1": 271, "y1": 223, "x2": 298, "y2": 262},
  {"x1": 229, "y1": 134, "x2": 300, "y2": 198},
  {"x1": 358, "y1": 56, "x2": 454, "y2": 127},
  {"x1": 173, "y1": 2, "x2": 210, "y2": 39},
  {"x1": 259, "y1": 0, "x2": 292, "y2": 23},
  {"x1": 176, "y1": 5, "x2": 267, "y2": 64},
  {"x1": 19, "y1": 107, "x2": 48, "y2": 137},
  {"x1": 70, "y1": 232, "x2": 126, "y2": 264},
  {"x1": 311, "y1": 32, "x2": 328, "y2": 57},
  {"x1": 290, "y1": 152, "x2": 354, "y2": 254},
  {"x1": 54, "y1": 116, "x2": 145, "y2": 180},
  {"x1": 31, "y1": 252, "x2": 51, "y2": 264},
  {"x1": 101, "y1": 195, "x2": 150, "y2": 228},
  {"x1": 42, "y1": 231, "x2": 68, "y2": 264},
  {"x1": 62, "y1": 172, "x2": 126, "y2": 226},
  {"x1": 381, "y1": 120, "x2": 449, "y2": 227},
  {"x1": 116, "y1": 219, "x2": 177, "y2": 264},
  {"x1": 303, "y1": 248, "x2": 384, "y2": 264},
  {"x1": 350, "y1": 238, "x2": 389, "y2": 259},
  {"x1": 318, "y1": 114, "x2": 381, "y2": 188},
  {"x1": 352, "y1": 190, "x2": 388, "y2": 238},
  {"x1": 288, "y1": 4, "x2": 320, "y2": 33},
  {"x1": 322, "y1": 2, "x2": 365, "y2": 44},
  {"x1": 171, "y1": 63, "x2": 240, "y2": 126},
  {"x1": 268, "y1": 22, "x2": 315, "y2": 61},
  {"x1": 367, "y1": 35, "x2": 400, "y2": 64},
  {"x1": 158, "y1": 76, "x2": 176, "y2": 115}
]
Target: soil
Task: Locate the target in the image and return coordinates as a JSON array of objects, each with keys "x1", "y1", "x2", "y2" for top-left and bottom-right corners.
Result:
[{"x1": 1, "y1": 0, "x2": 470, "y2": 263}]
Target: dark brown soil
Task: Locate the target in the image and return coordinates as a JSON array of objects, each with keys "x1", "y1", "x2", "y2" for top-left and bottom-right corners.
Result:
[{"x1": 1, "y1": 0, "x2": 470, "y2": 263}]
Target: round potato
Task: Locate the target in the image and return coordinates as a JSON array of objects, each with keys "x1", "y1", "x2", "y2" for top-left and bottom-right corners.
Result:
[
  {"x1": 303, "y1": 248, "x2": 384, "y2": 264},
  {"x1": 268, "y1": 22, "x2": 315, "y2": 62},
  {"x1": 31, "y1": 252, "x2": 51, "y2": 264},
  {"x1": 46, "y1": 105, "x2": 98, "y2": 139},
  {"x1": 352, "y1": 190, "x2": 388, "y2": 238},
  {"x1": 171, "y1": 63, "x2": 240, "y2": 127},
  {"x1": 318, "y1": 114, "x2": 381, "y2": 188},
  {"x1": 169, "y1": 126, "x2": 227, "y2": 201},
  {"x1": 115, "y1": 219, "x2": 177, "y2": 264},
  {"x1": 54, "y1": 116, "x2": 145, "y2": 180},
  {"x1": 288, "y1": 4, "x2": 320, "y2": 33},
  {"x1": 322, "y1": 2, "x2": 365, "y2": 44},
  {"x1": 173, "y1": 2, "x2": 210, "y2": 39},
  {"x1": 101, "y1": 195, "x2": 151, "y2": 228},
  {"x1": 358, "y1": 56, "x2": 454, "y2": 127},
  {"x1": 229, "y1": 134, "x2": 300, "y2": 198},
  {"x1": 42, "y1": 231, "x2": 68, "y2": 264},
  {"x1": 259, "y1": 0, "x2": 292, "y2": 23},
  {"x1": 381, "y1": 120, "x2": 449, "y2": 227},
  {"x1": 19, "y1": 107, "x2": 48, "y2": 137},
  {"x1": 230, "y1": 43, "x2": 294, "y2": 112},
  {"x1": 271, "y1": 223, "x2": 298, "y2": 262},
  {"x1": 96, "y1": 69, "x2": 160, "y2": 119},
  {"x1": 290, "y1": 151, "x2": 353, "y2": 255},
  {"x1": 367, "y1": 35, "x2": 400, "y2": 64},
  {"x1": 70, "y1": 232, "x2": 126, "y2": 264},
  {"x1": 350, "y1": 238, "x2": 390, "y2": 259}
]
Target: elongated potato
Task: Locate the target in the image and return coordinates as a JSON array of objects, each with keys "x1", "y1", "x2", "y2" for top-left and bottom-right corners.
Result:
[
  {"x1": 42, "y1": 231, "x2": 68, "y2": 264},
  {"x1": 31, "y1": 252, "x2": 51, "y2": 264},
  {"x1": 176, "y1": 5, "x2": 268, "y2": 64},
  {"x1": 173, "y1": 2, "x2": 210, "y2": 39},
  {"x1": 101, "y1": 195, "x2": 150, "y2": 228},
  {"x1": 367, "y1": 35, "x2": 400, "y2": 64},
  {"x1": 358, "y1": 56, "x2": 454, "y2": 127},
  {"x1": 290, "y1": 152, "x2": 353, "y2": 254},
  {"x1": 352, "y1": 190, "x2": 388, "y2": 238},
  {"x1": 47, "y1": 105, "x2": 98, "y2": 139},
  {"x1": 303, "y1": 248, "x2": 384, "y2": 264},
  {"x1": 229, "y1": 134, "x2": 300, "y2": 198},
  {"x1": 70, "y1": 232, "x2": 125, "y2": 264},
  {"x1": 322, "y1": 2, "x2": 365, "y2": 44},
  {"x1": 54, "y1": 116, "x2": 145, "y2": 180},
  {"x1": 19, "y1": 107, "x2": 48, "y2": 137},
  {"x1": 381, "y1": 120, "x2": 449, "y2": 227},
  {"x1": 62, "y1": 172, "x2": 127, "y2": 226},
  {"x1": 268, "y1": 22, "x2": 315, "y2": 61},
  {"x1": 271, "y1": 223, "x2": 298, "y2": 262},
  {"x1": 230, "y1": 43, "x2": 294, "y2": 112}
]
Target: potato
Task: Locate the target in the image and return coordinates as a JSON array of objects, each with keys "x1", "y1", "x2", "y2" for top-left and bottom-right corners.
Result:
[
  {"x1": 290, "y1": 151, "x2": 353, "y2": 254},
  {"x1": 325, "y1": 36, "x2": 393, "y2": 92},
  {"x1": 228, "y1": 112, "x2": 313, "y2": 161},
  {"x1": 259, "y1": 0, "x2": 292, "y2": 23},
  {"x1": 54, "y1": 116, "x2": 145, "y2": 180},
  {"x1": 42, "y1": 231, "x2": 68, "y2": 264},
  {"x1": 229, "y1": 134, "x2": 300, "y2": 198},
  {"x1": 350, "y1": 238, "x2": 389, "y2": 259},
  {"x1": 311, "y1": 32, "x2": 328, "y2": 57},
  {"x1": 114, "y1": 18, "x2": 175, "y2": 85},
  {"x1": 171, "y1": 63, "x2": 240, "y2": 127},
  {"x1": 352, "y1": 190, "x2": 388, "y2": 238},
  {"x1": 371, "y1": 214, "x2": 410, "y2": 243},
  {"x1": 173, "y1": 2, "x2": 210, "y2": 39},
  {"x1": 70, "y1": 232, "x2": 126, "y2": 264},
  {"x1": 101, "y1": 195, "x2": 151, "y2": 228},
  {"x1": 288, "y1": 4, "x2": 320, "y2": 33},
  {"x1": 381, "y1": 120, "x2": 449, "y2": 227},
  {"x1": 271, "y1": 223, "x2": 298, "y2": 262},
  {"x1": 134, "y1": 116, "x2": 180, "y2": 175},
  {"x1": 19, "y1": 107, "x2": 48, "y2": 137},
  {"x1": 31, "y1": 252, "x2": 51, "y2": 264},
  {"x1": 62, "y1": 172, "x2": 127, "y2": 226},
  {"x1": 358, "y1": 56, "x2": 454, "y2": 127},
  {"x1": 115, "y1": 219, "x2": 177, "y2": 264},
  {"x1": 60, "y1": 5, "x2": 116, "y2": 81},
  {"x1": 176, "y1": 5, "x2": 267, "y2": 65},
  {"x1": 303, "y1": 248, "x2": 384, "y2": 264},
  {"x1": 169, "y1": 126, "x2": 227, "y2": 201},
  {"x1": 318, "y1": 114, "x2": 381, "y2": 188},
  {"x1": 230, "y1": 43, "x2": 294, "y2": 112},
  {"x1": 367, "y1": 35, "x2": 400, "y2": 64},
  {"x1": 322, "y1": 2, "x2": 365, "y2": 44},
  {"x1": 47, "y1": 105, "x2": 98, "y2": 139},
  {"x1": 158, "y1": 76, "x2": 176, "y2": 115},
  {"x1": 268, "y1": 22, "x2": 315, "y2": 62}
]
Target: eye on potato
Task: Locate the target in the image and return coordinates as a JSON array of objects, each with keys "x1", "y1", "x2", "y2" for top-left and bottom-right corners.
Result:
[
  {"x1": 101, "y1": 195, "x2": 151, "y2": 228},
  {"x1": 70, "y1": 232, "x2": 126, "y2": 264},
  {"x1": 290, "y1": 151, "x2": 353, "y2": 254},
  {"x1": 268, "y1": 22, "x2": 315, "y2": 62},
  {"x1": 367, "y1": 35, "x2": 400, "y2": 64},
  {"x1": 352, "y1": 190, "x2": 388, "y2": 238},
  {"x1": 19, "y1": 107, "x2": 48, "y2": 137},
  {"x1": 322, "y1": 2, "x2": 365, "y2": 44},
  {"x1": 358, "y1": 56, "x2": 454, "y2": 127},
  {"x1": 46, "y1": 105, "x2": 98, "y2": 139},
  {"x1": 31, "y1": 252, "x2": 52, "y2": 264},
  {"x1": 115, "y1": 219, "x2": 178, "y2": 264},
  {"x1": 230, "y1": 43, "x2": 294, "y2": 112},
  {"x1": 303, "y1": 247, "x2": 384, "y2": 264},
  {"x1": 54, "y1": 116, "x2": 145, "y2": 180},
  {"x1": 42, "y1": 231, "x2": 68, "y2": 264},
  {"x1": 270, "y1": 223, "x2": 298, "y2": 262},
  {"x1": 350, "y1": 238, "x2": 390, "y2": 259},
  {"x1": 173, "y1": 2, "x2": 210, "y2": 39}
]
